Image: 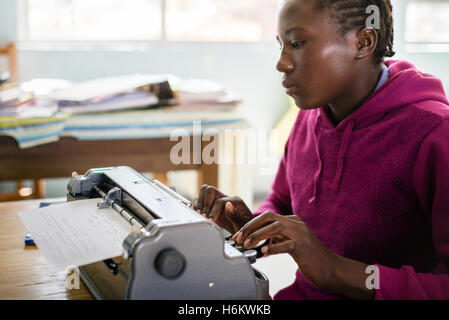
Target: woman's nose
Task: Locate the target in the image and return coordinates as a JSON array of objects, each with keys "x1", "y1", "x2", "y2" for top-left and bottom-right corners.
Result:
[{"x1": 276, "y1": 53, "x2": 294, "y2": 73}]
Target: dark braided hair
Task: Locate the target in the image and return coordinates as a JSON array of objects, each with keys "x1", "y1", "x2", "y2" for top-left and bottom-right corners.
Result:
[{"x1": 314, "y1": 0, "x2": 395, "y2": 64}]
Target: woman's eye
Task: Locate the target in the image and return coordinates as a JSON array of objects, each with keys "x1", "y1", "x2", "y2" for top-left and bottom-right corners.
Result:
[{"x1": 291, "y1": 41, "x2": 303, "y2": 48}]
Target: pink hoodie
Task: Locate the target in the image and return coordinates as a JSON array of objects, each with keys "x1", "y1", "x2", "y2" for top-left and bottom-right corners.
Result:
[{"x1": 254, "y1": 60, "x2": 449, "y2": 299}]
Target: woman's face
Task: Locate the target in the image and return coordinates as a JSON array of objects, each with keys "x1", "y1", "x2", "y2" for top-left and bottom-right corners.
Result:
[{"x1": 276, "y1": 0, "x2": 360, "y2": 109}]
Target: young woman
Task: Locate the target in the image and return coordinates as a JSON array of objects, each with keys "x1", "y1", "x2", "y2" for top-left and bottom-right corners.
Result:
[{"x1": 194, "y1": 0, "x2": 449, "y2": 299}]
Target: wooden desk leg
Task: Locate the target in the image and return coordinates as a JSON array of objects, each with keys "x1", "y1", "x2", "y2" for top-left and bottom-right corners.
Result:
[
  {"x1": 33, "y1": 179, "x2": 46, "y2": 199},
  {"x1": 16, "y1": 180, "x2": 24, "y2": 191},
  {"x1": 153, "y1": 172, "x2": 169, "y2": 186}
]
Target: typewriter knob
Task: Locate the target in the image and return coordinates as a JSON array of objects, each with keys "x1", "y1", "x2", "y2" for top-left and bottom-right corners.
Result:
[
  {"x1": 155, "y1": 249, "x2": 186, "y2": 279},
  {"x1": 244, "y1": 250, "x2": 257, "y2": 264}
]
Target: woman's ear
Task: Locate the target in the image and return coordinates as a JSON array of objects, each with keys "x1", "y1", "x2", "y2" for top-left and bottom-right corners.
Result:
[{"x1": 355, "y1": 27, "x2": 378, "y2": 60}]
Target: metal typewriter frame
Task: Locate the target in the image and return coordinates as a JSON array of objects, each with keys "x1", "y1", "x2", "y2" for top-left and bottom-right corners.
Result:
[{"x1": 67, "y1": 166, "x2": 269, "y2": 300}]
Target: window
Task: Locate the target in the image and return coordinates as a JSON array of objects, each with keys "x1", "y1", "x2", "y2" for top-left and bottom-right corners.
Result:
[
  {"x1": 165, "y1": 0, "x2": 278, "y2": 42},
  {"x1": 405, "y1": 0, "x2": 449, "y2": 43},
  {"x1": 25, "y1": 0, "x2": 162, "y2": 41},
  {"x1": 22, "y1": 0, "x2": 279, "y2": 43}
]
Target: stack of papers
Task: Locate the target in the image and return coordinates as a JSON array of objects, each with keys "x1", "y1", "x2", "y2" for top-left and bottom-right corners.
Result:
[
  {"x1": 57, "y1": 91, "x2": 158, "y2": 114},
  {"x1": 0, "y1": 75, "x2": 246, "y2": 148},
  {"x1": 169, "y1": 77, "x2": 241, "y2": 111},
  {"x1": 0, "y1": 83, "x2": 36, "y2": 116},
  {"x1": 0, "y1": 79, "x2": 69, "y2": 118},
  {"x1": 49, "y1": 74, "x2": 175, "y2": 114}
]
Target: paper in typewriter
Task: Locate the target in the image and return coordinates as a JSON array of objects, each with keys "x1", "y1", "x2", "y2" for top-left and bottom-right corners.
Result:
[{"x1": 18, "y1": 199, "x2": 133, "y2": 271}]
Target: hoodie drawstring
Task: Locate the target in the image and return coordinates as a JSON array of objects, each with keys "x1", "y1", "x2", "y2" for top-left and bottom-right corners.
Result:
[
  {"x1": 309, "y1": 118, "x2": 322, "y2": 204},
  {"x1": 331, "y1": 119, "x2": 355, "y2": 193}
]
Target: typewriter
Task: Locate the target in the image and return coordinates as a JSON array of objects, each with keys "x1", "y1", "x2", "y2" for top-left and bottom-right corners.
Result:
[{"x1": 67, "y1": 166, "x2": 269, "y2": 300}]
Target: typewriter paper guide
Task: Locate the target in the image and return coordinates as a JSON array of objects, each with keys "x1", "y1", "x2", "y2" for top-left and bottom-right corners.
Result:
[{"x1": 18, "y1": 199, "x2": 133, "y2": 271}]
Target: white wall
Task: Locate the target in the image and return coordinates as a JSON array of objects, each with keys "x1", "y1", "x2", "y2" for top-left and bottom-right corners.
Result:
[
  {"x1": 0, "y1": 0, "x2": 289, "y2": 131},
  {"x1": 390, "y1": 0, "x2": 449, "y2": 93},
  {"x1": 0, "y1": 0, "x2": 289, "y2": 200},
  {"x1": 1, "y1": 0, "x2": 449, "y2": 200}
]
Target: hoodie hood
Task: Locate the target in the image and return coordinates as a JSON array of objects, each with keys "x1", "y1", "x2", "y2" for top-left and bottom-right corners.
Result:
[
  {"x1": 309, "y1": 59, "x2": 449, "y2": 202},
  {"x1": 320, "y1": 59, "x2": 449, "y2": 132}
]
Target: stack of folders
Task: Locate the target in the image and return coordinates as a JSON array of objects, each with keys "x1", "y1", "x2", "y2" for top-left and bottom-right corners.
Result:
[
  {"x1": 169, "y1": 77, "x2": 242, "y2": 111},
  {"x1": 0, "y1": 81, "x2": 59, "y2": 118},
  {"x1": 0, "y1": 83, "x2": 35, "y2": 116},
  {"x1": 48, "y1": 74, "x2": 177, "y2": 114}
]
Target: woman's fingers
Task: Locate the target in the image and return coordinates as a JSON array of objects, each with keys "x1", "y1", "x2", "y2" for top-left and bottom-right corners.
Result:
[
  {"x1": 224, "y1": 201, "x2": 242, "y2": 233},
  {"x1": 195, "y1": 185, "x2": 225, "y2": 217},
  {"x1": 232, "y1": 211, "x2": 279, "y2": 242},
  {"x1": 285, "y1": 215, "x2": 305, "y2": 223},
  {"x1": 194, "y1": 186, "x2": 254, "y2": 234},
  {"x1": 261, "y1": 240, "x2": 298, "y2": 256},
  {"x1": 225, "y1": 201, "x2": 234, "y2": 216},
  {"x1": 234, "y1": 211, "x2": 306, "y2": 248},
  {"x1": 241, "y1": 220, "x2": 284, "y2": 249},
  {"x1": 208, "y1": 197, "x2": 230, "y2": 221},
  {"x1": 208, "y1": 198, "x2": 246, "y2": 233}
]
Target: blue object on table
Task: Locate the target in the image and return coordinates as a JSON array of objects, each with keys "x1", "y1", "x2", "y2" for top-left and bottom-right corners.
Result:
[
  {"x1": 24, "y1": 233, "x2": 35, "y2": 246},
  {"x1": 39, "y1": 202, "x2": 58, "y2": 208}
]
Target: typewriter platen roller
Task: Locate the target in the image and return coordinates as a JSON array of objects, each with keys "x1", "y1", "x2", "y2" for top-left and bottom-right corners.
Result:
[{"x1": 67, "y1": 166, "x2": 269, "y2": 300}]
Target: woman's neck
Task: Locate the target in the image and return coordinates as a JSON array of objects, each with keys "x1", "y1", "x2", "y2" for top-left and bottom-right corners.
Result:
[{"x1": 327, "y1": 64, "x2": 383, "y2": 126}]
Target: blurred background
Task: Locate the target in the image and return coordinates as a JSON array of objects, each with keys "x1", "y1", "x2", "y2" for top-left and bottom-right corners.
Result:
[{"x1": 1, "y1": 0, "x2": 448, "y2": 210}]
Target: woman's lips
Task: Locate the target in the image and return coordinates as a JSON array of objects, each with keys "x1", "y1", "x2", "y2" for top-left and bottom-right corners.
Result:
[
  {"x1": 286, "y1": 85, "x2": 299, "y2": 95},
  {"x1": 282, "y1": 80, "x2": 299, "y2": 95}
]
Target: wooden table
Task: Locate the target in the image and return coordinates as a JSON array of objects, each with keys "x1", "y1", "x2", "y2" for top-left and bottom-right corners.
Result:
[
  {"x1": 0, "y1": 135, "x2": 218, "y2": 200},
  {"x1": 0, "y1": 198, "x2": 92, "y2": 299},
  {"x1": 0, "y1": 198, "x2": 297, "y2": 300}
]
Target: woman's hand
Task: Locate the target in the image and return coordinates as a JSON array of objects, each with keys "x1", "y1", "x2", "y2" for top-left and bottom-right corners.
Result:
[
  {"x1": 233, "y1": 211, "x2": 339, "y2": 289},
  {"x1": 232, "y1": 211, "x2": 375, "y2": 299},
  {"x1": 193, "y1": 184, "x2": 253, "y2": 234},
  {"x1": 233, "y1": 211, "x2": 375, "y2": 299}
]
